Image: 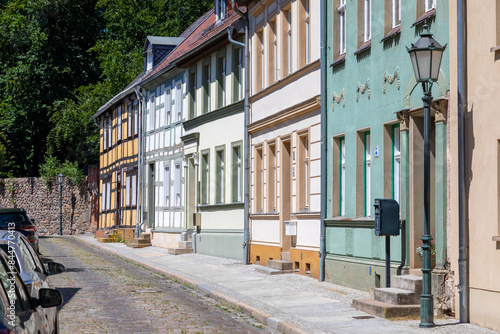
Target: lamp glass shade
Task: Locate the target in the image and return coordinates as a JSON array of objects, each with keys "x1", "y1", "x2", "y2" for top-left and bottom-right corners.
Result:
[
  {"x1": 407, "y1": 26, "x2": 446, "y2": 83},
  {"x1": 57, "y1": 173, "x2": 64, "y2": 185},
  {"x1": 430, "y1": 49, "x2": 444, "y2": 81}
]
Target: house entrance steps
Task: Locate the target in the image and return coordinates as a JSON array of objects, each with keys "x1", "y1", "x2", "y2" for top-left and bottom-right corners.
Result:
[
  {"x1": 127, "y1": 232, "x2": 152, "y2": 248},
  {"x1": 167, "y1": 230, "x2": 194, "y2": 255},
  {"x1": 255, "y1": 251, "x2": 294, "y2": 275},
  {"x1": 352, "y1": 274, "x2": 423, "y2": 318}
]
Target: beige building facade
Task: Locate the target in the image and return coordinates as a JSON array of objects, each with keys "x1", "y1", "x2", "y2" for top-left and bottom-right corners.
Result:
[{"x1": 449, "y1": 1, "x2": 500, "y2": 331}]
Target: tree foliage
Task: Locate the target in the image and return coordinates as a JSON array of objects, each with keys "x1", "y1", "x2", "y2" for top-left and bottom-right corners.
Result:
[{"x1": 0, "y1": 0, "x2": 214, "y2": 178}]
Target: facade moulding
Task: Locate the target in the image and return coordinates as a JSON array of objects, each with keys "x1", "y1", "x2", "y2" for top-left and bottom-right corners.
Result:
[{"x1": 248, "y1": 95, "x2": 321, "y2": 134}]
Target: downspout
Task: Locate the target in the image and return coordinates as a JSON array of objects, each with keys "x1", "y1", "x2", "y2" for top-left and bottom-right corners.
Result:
[
  {"x1": 319, "y1": 0, "x2": 327, "y2": 282},
  {"x1": 457, "y1": 0, "x2": 469, "y2": 323},
  {"x1": 135, "y1": 85, "x2": 145, "y2": 238},
  {"x1": 228, "y1": 0, "x2": 249, "y2": 264}
]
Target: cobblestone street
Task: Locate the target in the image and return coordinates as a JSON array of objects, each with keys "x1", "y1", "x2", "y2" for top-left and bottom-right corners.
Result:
[{"x1": 40, "y1": 236, "x2": 278, "y2": 334}]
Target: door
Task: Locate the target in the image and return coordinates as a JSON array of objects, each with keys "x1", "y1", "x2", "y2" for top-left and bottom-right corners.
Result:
[
  {"x1": 186, "y1": 158, "x2": 196, "y2": 229},
  {"x1": 148, "y1": 163, "x2": 155, "y2": 229}
]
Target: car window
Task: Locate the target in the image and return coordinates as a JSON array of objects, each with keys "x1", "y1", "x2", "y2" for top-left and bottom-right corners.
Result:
[
  {"x1": 20, "y1": 239, "x2": 44, "y2": 274},
  {"x1": 17, "y1": 241, "x2": 38, "y2": 273},
  {"x1": 0, "y1": 245, "x2": 20, "y2": 272},
  {"x1": 0, "y1": 258, "x2": 24, "y2": 313},
  {"x1": 0, "y1": 213, "x2": 27, "y2": 228}
]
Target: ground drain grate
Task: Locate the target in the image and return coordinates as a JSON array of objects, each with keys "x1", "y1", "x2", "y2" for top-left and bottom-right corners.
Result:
[{"x1": 353, "y1": 316, "x2": 375, "y2": 320}]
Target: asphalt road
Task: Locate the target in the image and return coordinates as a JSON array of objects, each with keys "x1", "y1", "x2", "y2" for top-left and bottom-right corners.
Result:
[{"x1": 40, "y1": 236, "x2": 278, "y2": 334}]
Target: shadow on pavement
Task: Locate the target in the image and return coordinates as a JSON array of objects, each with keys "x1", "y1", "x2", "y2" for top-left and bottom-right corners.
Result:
[{"x1": 56, "y1": 287, "x2": 81, "y2": 308}]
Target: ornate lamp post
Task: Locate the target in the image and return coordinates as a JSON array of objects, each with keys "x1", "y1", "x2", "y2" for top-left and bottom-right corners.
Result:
[
  {"x1": 407, "y1": 25, "x2": 446, "y2": 328},
  {"x1": 57, "y1": 173, "x2": 65, "y2": 236}
]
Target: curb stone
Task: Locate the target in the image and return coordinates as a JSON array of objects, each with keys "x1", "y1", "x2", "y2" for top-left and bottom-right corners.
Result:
[{"x1": 75, "y1": 236, "x2": 305, "y2": 334}]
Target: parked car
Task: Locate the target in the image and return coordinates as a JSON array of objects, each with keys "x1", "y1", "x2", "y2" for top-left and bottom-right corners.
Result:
[
  {"x1": 0, "y1": 232, "x2": 64, "y2": 334},
  {"x1": 0, "y1": 209, "x2": 39, "y2": 253},
  {"x1": 0, "y1": 247, "x2": 62, "y2": 334}
]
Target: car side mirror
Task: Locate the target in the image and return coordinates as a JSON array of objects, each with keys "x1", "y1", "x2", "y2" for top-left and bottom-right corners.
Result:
[
  {"x1": 38, "y1": 288, "x2": 63, "y2": 308},
  {"x1": 48, "y1": 262, "x2": 65, "y2": 274}
]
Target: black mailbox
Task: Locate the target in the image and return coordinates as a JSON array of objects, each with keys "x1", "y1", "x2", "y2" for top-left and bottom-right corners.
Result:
[{"x1": 374, "y1": 199, "x2": 400, "y2": 236}]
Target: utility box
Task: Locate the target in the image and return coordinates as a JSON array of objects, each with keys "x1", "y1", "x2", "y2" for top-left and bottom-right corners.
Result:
[{"x1": 374, "y1": 199, "x2": 400, "y2": 236}]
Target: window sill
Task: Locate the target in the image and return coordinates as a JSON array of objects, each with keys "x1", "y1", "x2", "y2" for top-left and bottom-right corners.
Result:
[
  {"x1": 330, "y1": 54, "x2": 346, "y2": 67},
  {"x1": 492, "y1": 236, "x2": 500, "y2": 241},
  {"x1": 412, "y1": 8, "x2": 436, "y2": 27},
  {"x1": 197, "y1": 202, "x2": 244, "y2": 210},
  {"x1": 491, "y1": 46, "x2": 500, "y2": 52},
  {"x1": 354, "y1": 40, "x2": 371, "y2": 56},
  {"x1": 380, "y1": 25, "x2": 401, "y2": 43}
]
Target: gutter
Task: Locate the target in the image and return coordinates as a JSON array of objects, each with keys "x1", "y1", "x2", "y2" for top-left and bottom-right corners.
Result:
[
  {"x1": 457, "y1": 0, "x2": 469, "y2": 323},
  {"x1": 319, "y1": 0, "x2": 327, "y2": 281},
  {"x1": 135, "y1": 85, "x2": 146, "y2": 238},
  {"x1": 228, "y1": 0, "x2": 250, "y2": 264}
]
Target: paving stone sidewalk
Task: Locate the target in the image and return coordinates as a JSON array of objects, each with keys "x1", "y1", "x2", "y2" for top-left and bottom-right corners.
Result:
[{"x1": 77, "y1": 234, "x2": 499, "y2": 334}]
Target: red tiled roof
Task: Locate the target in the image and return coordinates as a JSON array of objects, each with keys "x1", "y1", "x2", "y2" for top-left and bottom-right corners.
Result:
[{"x1": 143, "y1": 6, "x2": 247, "y2": 83}]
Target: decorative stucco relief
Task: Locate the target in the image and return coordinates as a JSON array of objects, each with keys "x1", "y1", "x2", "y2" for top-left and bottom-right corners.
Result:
[
  {"x1": 383, "y1": 67, "x2": 400, "y2": 94},
  {"x1": 332, "y1": 89, "x2": 345, "y2": 111},
  {"x1": 396, "y1": 109, "x2": 410, "y2": 132},
  {"x1": 356, "y1": 79, "x2": 370, "y2": 101},
  {"x1": 431, "y1": 99, "x2": 448, "y2": 123}
]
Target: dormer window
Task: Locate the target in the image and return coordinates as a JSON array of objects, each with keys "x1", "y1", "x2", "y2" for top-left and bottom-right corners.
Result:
[
  {"x1": 146, "y1": 49, "x2": 153, "y2": 71},
  {"x1": 217, "y1": 0, "x2": 226, "y2": 22}
]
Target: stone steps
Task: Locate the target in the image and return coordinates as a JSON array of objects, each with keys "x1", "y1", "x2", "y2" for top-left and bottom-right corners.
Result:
[
  {"x1": 168, "y1": 248, "x2": 193, "y2": 255},
  {"x1": 127, "y1": 232, "x2": 152, "y2": 248},
  {"x1": 353, "y1": 274, "x2": 423, "y2": 319}
]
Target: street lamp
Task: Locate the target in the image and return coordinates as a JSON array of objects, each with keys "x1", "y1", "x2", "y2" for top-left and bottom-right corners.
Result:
[
  {"x1": 407, "y1": 24, "x2": 446, "y2": 328},
  {"x1": 57, "y1": 173, "x2": 65, "y2": 236}
]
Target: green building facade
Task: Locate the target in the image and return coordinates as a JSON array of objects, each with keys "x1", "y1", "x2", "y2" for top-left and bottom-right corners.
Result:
[{"x1": 323, "y1": 0, "x2": 449, "y2": 290}]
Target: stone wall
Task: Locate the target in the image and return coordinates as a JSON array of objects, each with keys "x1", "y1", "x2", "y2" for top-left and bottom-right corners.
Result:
[{"x1": 0, "y1": 177, "x2": 93, "y2": 235}]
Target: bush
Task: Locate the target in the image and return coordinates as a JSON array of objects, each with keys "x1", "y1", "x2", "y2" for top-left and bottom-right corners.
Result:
[{"x1": 39, "y1": 155, "x2": 84, "y2": 187}]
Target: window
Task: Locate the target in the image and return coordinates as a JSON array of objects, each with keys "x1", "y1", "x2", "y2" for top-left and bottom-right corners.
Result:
[
  {"x1": 127, "y1": 102, "x2": 133, "y2": 138},
  {"x1": 217, "y1": 54, "x2": 226, "y2": 109},
  {"x1": 299, "y1": 0, "x2": 311, "y2": 67},
  {"x1": 232, "y1": 144, "x2": 242, "y2": 202},
  {"x1": 201, "y1": 153, "x2": 210, "y2": 204},
  {"x1": 425, "y1": 0, "x2": 436, "y2": 12},
  {"x1": 188, "y1": 68, "x2": 197, "y2": 119},
  {"x1": 267, "y1": 142, "x2": 276, "y2": 212},
  {"x1": 364, "y1": 0, "x2": 372, "y2": 42},
  {"x1": 126, "y1": 172, "x2": 131, "y2": 207},
  {"x1": 103, "y1": 118, "x2": 107, "y2": 150},
  {"x1": 364, "y1": 132, "x2": 371, "y2": 216},
  {"x1": 124, "y1": 169, "x2": 138, "y2": 207},
  {"x1": 392, "y1": 0, "x2": 401, "y2": 28},
  {"x1": 217, "y1": 0, "x2": 226, "y2": 21},
  {"x1": 298, "y1": 134, "x2": 310, "y2": 211},
  {"x1": 267, "y1": 19, "x2": 277, "y2": 84},
  {"x1": 117, "y1": 106, "x2": 122, "y2": 141},
  {"x1": 393, "y1": 125, "x2": 401, "y2": 203},
  {"x1": 174, "y1": 163, "x2": 181, "y2": 207},
  {"x1": 202, "y1": 62, "x2": 211, "y2": 114},
  {"x1": 232, "y1": 46, "x2": 243, "y2": 102},
  {"x1": 102, "y1": 179, "x2": 112, "y2": 211},
  {"x1": 341, "y1": 138, "x2": 346, "y2": 215},
  {"x1": 216, "y1": 148, "x2": 225, "y2": 203},
  {"x1": 133, "y1": 100, "x2": 139, "y2": 136},
  {"x1": 131, "y1": 171, "x2": 137, "y2": 206},
  {"x1": 146, "y1": 49, "x2": 153, "y2": 71},
  {"x1": 337, "y1": 0, "x2": 347, "y2": 55},
  {"x1": 255, "y1": 29, "x2": 264, "y2": 92},
  {"x1": 149, "y1": 94, "x2": 155, "y2": 131},
  {"x1": 174, "y1": 82, "x2": 182, "y2": 122},
  {"x1": 281, "y1": 7, "x2": 292, "y2": 77},
  {"x1": 107, "y1": 117, "x2": 112, "y2": 148},
  {"x1": 254, "y1": 146, "x2": 264, "y2": 213},
  {"x1": 165, "y1": 88, "x2": 172, "y2": 125},
  {"x1": 163, "y1": 165, "x2": 171, "y2": 207}
]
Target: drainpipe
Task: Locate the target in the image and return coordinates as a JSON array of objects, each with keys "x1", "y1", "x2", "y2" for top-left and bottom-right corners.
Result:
[
  {"x1": 319, "y1": 0, "x2": 327, "y2": 282},
  {"x1": 135, "y1": 85, "x2": 145, "y2": 239},
  {"x1": 228, "y1": 2, "x2": 249, "y2": 264},
  {"x1": 457, "y1": 0, "x2": 469, "y2": 323}
]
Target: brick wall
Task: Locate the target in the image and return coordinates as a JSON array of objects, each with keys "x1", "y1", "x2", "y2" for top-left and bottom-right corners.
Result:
[{"x1": 0, "y1": 177, "x2": 93, "y2": 235}]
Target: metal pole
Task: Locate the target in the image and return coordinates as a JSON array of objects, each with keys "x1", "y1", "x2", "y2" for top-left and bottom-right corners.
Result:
[
  {"x1": 386, "y1": 235, "x2": 391, "y2": 287},
  {"x1": 420, "y1": 87, "x2": 434, "y2": 328},
  {"x1": 319, "y1": 0, "x2": 327, "y2": 282},
  {"x1": 59, "y1": 181, "x2": 63, "y2": 236}
]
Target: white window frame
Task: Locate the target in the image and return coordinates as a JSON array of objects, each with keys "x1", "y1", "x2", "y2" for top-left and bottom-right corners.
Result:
[
  {"x1": 107, "y1": 116, "x2": 112, "y2": 148},
  {"x1": 305, "y1": 137, "x2": 310, "y2": 209},
  {"x1": 175, "y1": 82, "x2": 182, "y2": 122},
  {"x1": 340, "y1": 137, "x2": 346, "y2": 216},
  {"x1": 216, "y1": 149, "x2": 225, "y2": 204},
  {"x1": 127, "y1": 103, "x2": 132, "y2": 138},
  {"x1": 146, "y1": 49, "x2": 153, "y2": 70},
  {"x1": 165, "y1": 88, "x2": 172, "y2": 125},
  {"x1": 103, "y1": 118, "x2": 107, "y2": 150},
  {"x1": 217, "y1": 0, "x2": 226, "y2": 21},
  {"x1": 393, "y1": 125, "x2": 401, "y2": 204},
  {"x1": 392, "y1": 0, "x2": 401, "y2": 28},
  {"x1": 174, "y1": 163, "x2": 181, "y2": 207},
  {"x1": 133, "y1": 101, "x2": 139, "y2": 136},
  {"x1": 131, "y1": 171, "x2": 137, "y2": 206},
  {"x1": 233, "y1": 145, "x2": 242, "y2": 203},
  {"x1": 338, "y1": 0, "x2": 347, "y2": 55},
  {"x1": 425, "y1": 0, "x2": 436, "y2": 12},
  {"x1": 125, "y1": 173, "x2": 131, "y2": 207},
  {"x1": 149, "y1": 94, "x2": 155, "y2": 131},
  {"x1": 106, "y1": 180, "x2": 111, "y2": 211},
  {"x1": 364, "y1": 132, "x2": 371, "y2": 217},
  {"x1": 305, "y1": 0, "x2": 310, "y2": 64},
  {"x1": 364, "y1": 0, "x2": 372, "y2": 42},
  {"x1": 287, "y1": 9, "x2": 292, "y2": 74},
  {"x1": 117, "y1": 106, "x2": 122, "y2": 141}
]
